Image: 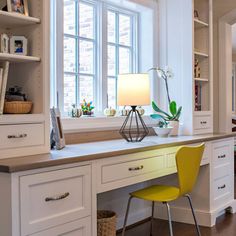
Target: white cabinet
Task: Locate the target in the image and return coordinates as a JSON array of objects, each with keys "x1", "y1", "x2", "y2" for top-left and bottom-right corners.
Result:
[
  {"x1": 211, "y1": 139, "x2": 234, "y2": 208},
  {"x1": 32, "y1": 217, "x2": 91, "y2": 236},
  {"x1": 20, "y1": 165, "x2": 91, "y2": 236}
]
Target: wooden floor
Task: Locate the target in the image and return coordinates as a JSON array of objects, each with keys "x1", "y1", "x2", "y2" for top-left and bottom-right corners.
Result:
[{"x1": 117, "y1": 213, "x2": 236, "y2": 236}]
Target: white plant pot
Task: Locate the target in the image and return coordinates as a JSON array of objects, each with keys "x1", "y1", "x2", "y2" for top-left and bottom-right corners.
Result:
[
  {"x1": 168, "y1": 121, "x2": 179, "y2": 136},
  {"x1": 153, "y1": 127, "x2": 173, "y2": 137}
]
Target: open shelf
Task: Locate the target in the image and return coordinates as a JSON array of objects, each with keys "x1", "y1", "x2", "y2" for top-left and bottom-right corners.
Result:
[
  {"x1": 0, "y1": 114, "x2": 45, "y2": 125},
  {"x1": 194, "y1": 78, "x2": 209, "y2": 82},
  {"x1": 194, "y1": 51, "x2": 209, "y2": 58},
  {"x1": 0, "y1": 10, "x2": 40, "y2": 28},
  {"x1": 194, "y1": 18, "x2": 209, "y2": 28},
  {"x1": 0, "y1": 53, "x2": 40, "y2": 63}
]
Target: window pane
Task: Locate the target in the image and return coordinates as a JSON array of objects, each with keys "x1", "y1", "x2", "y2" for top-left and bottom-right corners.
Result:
[
  {"x1": 108, "y1": 11, "x2": 116, "y2": 43},
  {"x1": 108, "y1": 45, "x2": 116, "y2": 76},
  {"x1": 64, "y1": 0, "x2": 76, "y2": 35},
  {"x1": 79, "y1": 40, "x2": 94, "y2": 74},
  {"x1": 79, "y1": 75, "x2": 94, "y2": 102},
  {"x1": 64, "y1": 37, "x2": 76, "y2": 72},
  {"x1": 108, "y1": 77, "x2": 116, "y2": 108},
  {"x1": 64, "y1": 74, "x2": 76, "y2": 112},
  {"x1": 119, "y1": 47, "x2": 131, "y2": 74},
  {"x1": 79, "y1": 3, "x2": 94, "y2": 39},
  {"x1": 119, "y1": 14, "x2": 131, "y2": 46}
]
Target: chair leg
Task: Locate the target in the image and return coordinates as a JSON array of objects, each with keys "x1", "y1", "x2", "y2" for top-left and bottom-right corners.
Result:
[
  {"x1": 122, "y1": 196, "x2": 133, "y2": 236},
  {"x1": 185, "y1": 194, "x2": 201, "y2": 236},
  {"x1": 150, "y1": 201, "x2": 155, "y2": 236},
  {"x1": 163, "y1": 202, "x2": 174, "y2": 236}
]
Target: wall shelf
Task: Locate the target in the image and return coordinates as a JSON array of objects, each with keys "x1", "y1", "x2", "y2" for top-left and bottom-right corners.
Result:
[
  {"x1": 194, "y1": 78, "x2": 209, "y2": 82},
  {"x1": 0, "y1": 10, "x2": 40, "y2": 28},
  {"x1": 194, "y1": 51, "x2": 209, "y2": 58},
  {"x1": 194, "y1": 18, "x2": 209, "y2": 28},
  {"x1": 0, "y1": 53, "x2": 40, "y2": 63}
]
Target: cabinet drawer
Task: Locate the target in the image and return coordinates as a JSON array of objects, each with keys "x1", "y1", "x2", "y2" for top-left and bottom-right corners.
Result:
[
  {"x1": 101, "y1": 156, "x2": 164, "y2": 184},
  {"x1": 212, "y1": 141, "x2": 231, "y2": 167},
  {"x1": 0, "y1": 123, "x2": 44, "y2": 149},
  {"x1": 32, "y1": 217, "x2": 91, "y2": 236},
  {"x1": 20, "y1": 165, "x2": 91, "y2": 236},
  {"x1": 193, "y1": 115, "x2": 212, "y2": 130},
  {"x1": 213, "y1": 164, "x2": 231, "y2": 180},
  {"x1": 213, "y1": 175, "x2": 231, "y2": 202}
]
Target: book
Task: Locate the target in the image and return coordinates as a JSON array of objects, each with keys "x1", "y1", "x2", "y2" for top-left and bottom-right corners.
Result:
[
  {"x1": 0, "y1": 68, "x2": 3, "y2": 99},
  {"x1": 0, "y1": 61, "x2": 9, "y2": 115}
]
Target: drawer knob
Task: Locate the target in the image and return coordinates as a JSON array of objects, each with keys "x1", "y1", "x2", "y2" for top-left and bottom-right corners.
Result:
[
  {"x1": 200, "y1": 121, "x2": 207, "y2": 124},
  {"x1": 45, "y1": 192, "x2": 70, "y2": 202},
  {"x1": 129, "y1": 165, "x2": 144, "y2": 171},
  {"x1": 218, "y1": 184, "x2": 226, "y2": 190},
  {"x1": 7, "y1": 134, "x2": 27, "y2": 139},
  {"x1": 218, "y1": 154, "x2": 226, "y2": 159}
]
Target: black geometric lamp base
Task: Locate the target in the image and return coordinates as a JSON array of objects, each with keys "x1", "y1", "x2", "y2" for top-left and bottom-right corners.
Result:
[{"x1": 119, "y1": 106, "x2": 149, "y2": 142}]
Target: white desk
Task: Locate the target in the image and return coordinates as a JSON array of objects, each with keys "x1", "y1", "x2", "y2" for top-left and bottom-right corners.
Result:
[{"x1": 0, "y1": 134, "x2": 235, "y2": 236}]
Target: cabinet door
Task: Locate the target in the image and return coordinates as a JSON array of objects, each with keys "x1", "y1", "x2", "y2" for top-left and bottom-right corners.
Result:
[
  {"x1": 32, "y1": 217, "x2": 91, "y2": 236},
  {"x1": 20, "y1": 165, "x2": 91, "y2": 236}
]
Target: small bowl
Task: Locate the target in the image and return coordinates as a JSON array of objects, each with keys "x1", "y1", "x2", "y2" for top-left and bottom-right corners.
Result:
[{"x1": 153, "y1": 127, "x2": 173, "y2": 137}]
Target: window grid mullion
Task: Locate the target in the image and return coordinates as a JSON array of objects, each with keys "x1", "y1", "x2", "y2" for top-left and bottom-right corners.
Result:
[{"x1": 76, "y1": 0, "x2": 80, "y2": 106}]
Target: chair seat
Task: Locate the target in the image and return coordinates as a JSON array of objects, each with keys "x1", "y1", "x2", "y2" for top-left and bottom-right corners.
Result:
[{"x1": 130, "y1": 185, "x2": 180, "y2": 202}]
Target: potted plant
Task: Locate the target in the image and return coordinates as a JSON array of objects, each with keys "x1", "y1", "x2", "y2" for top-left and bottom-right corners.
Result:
[
  {"x1": 149, "y1": 67, "x2": 182, "y2": 136},
  {"x1": 153, "y1": 120, "x2": 173, "y2": 137},
  {"x1": 81, "y1": 99, "x2": 95, "y2": 116}
]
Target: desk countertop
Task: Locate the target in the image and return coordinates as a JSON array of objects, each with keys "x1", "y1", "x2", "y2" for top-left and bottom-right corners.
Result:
[{"x1": 0, "y1": 133, "x2": 235, "y2": 173}]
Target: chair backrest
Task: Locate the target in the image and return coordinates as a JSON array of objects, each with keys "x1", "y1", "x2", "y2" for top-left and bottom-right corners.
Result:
[{"x1": 176, "y1": 144, "x2": 205, "y2": 196}]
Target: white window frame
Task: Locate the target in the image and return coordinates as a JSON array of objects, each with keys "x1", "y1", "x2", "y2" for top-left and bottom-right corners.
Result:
[
  {"x1": 52, "y1": 0, "x2": 159, "y2": 132},
  {"x1": 56, "y1": 0, "x2": 138, "y2": 114}
]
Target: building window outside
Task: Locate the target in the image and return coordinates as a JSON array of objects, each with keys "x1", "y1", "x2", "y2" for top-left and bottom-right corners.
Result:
[{"x1": 63, "y1": 0, "x2": 138, "y2": 114}]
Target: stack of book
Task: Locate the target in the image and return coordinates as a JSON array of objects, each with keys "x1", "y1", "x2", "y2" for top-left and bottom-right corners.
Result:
[{"x1": 0, "y1": 61, "x2": 10, "y2": 115}]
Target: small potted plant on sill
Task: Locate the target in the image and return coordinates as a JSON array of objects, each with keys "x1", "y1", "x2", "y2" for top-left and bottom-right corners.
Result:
[
  {"x1": 81, "y1": 99, "x2": 95, "y2": 116},
  {"x1": 149, "y1": 67, "x2": 182, "y2": 136}
]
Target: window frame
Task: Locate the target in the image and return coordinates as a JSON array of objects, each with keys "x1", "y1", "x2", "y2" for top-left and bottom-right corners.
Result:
[{"x1": 57, "y1": 0, "x2": 139, "y2": 115}]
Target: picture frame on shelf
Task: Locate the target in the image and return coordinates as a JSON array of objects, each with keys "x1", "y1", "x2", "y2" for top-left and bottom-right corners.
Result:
[
  {"x1": 7, "y1": 0, "x2": 29, "y2": 16},
  {"x1": 50, "y1": 107, "x2": 66, "y2": 150},
  {"x1": 10, "y1": 36, "x2": 27, "y2": 56},
  {"x1": 0, "y1": 33, "x2": 9, "y2": 53}
]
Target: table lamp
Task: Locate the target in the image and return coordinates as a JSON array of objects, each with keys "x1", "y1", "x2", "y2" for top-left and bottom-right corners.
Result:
[{"x1": 118, "y1": 73, "x2": 150, "y2": 142}]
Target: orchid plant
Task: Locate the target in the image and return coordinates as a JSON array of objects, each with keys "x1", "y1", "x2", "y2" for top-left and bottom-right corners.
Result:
[{"x1": 149, "y1": 67, "x2": 182, "y2": 124}]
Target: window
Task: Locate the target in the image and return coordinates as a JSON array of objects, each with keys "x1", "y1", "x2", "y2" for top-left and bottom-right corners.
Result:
[
  {"x1": 232, "y1": 63, "x2": 236, "y2": 113},
  {"x1": 62, "y1": 0, "x2": 138, "y2": 113}
]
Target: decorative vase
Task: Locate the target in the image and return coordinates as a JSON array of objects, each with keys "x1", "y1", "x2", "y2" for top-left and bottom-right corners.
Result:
[
  {"x1": 137, "y1": 106, "x2": 145, "y2": 116},
  {"x1": 168, "y1": 121, "x2": 179, "y2": 136},
  {"x1": 83, "y1": 111, "x2": 93, "y2": 116},
  {"x1": 153, "y1": 126, "x2": 173, "y2": 137}
]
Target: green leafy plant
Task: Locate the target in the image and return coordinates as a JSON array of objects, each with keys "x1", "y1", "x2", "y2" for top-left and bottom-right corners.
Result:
[
  {"x1": 81, "y1": 99, "x2": 95, "y2": 113},
  {"x1": 151, "y1": 101, "x2": 182, "y2": 122},
  {"x1": 149, "y1": 67, "x2": 182, "y2": 122}
]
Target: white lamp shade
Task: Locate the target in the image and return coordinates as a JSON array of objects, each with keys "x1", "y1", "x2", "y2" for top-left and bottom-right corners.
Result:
[{"x1": 117, "y1": 73, "x2": 150, "y2": 106}]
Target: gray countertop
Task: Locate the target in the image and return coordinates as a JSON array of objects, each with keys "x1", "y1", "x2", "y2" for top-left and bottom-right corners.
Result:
[{"x1": 0, "y1": 133, "x2": 235, "y2": 173}]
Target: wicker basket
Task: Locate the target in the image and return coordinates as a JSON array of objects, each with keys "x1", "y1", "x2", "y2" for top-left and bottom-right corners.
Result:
[
  {"x1": 4, "y1": 101, "x2": 33, "y2": 114},
  {"x1": 97, "y1": 210, "x2": 117, "y2": 236}
]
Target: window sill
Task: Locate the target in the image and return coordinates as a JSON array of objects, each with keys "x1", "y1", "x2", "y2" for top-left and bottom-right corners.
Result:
[{"x1": 62, "y1": 115, "x2": 157, "y2": 133}]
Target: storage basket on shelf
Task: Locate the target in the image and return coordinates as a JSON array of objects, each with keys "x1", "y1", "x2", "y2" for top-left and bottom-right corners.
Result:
[
  {"x1": 4, "y1": 101, "x2": 33, "y2": 114},
  {"x1": 97, "y1": 210, "x2": 117, "y2": 236}
]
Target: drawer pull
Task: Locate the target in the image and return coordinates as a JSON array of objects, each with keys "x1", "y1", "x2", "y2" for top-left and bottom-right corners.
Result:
[
  {"x1": 129, "y1": 165, "x2": 144, "y2": 171},
  {"x1": 218, "y1": 154, "x2": 226, "y2": 159},
  {"x1": 218, "y1": 184, "x2": 226, "y2": 190},
  {"x1": 7, "y1": 134, "x2": 27, "y2": 139},
  {"x1": 45, "y1": 192, "x2": 70, "y2": 202},
  {"x1": 200, "y1": 121, "x2": 207, "y2": 125}
]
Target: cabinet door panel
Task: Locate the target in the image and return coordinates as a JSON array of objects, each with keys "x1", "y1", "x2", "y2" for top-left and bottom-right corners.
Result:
[
  {"x1": 32, "y1": 217, "x2": 91, "y2": 236},
  {"x1": 20, "y1": 165, "x2": 91, "y2": 236}
]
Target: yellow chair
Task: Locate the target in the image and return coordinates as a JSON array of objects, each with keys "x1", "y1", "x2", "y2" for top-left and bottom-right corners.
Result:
[{"x1": 122, "y1": 144, "x2": 205, "y2": 236}]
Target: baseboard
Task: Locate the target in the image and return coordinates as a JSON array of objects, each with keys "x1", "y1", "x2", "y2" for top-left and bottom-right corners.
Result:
[{"x1": 154, "y1": 199, "x2": 236, "y2": 227}]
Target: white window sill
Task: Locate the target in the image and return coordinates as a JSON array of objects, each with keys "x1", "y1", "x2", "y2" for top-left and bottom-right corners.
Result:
[{"x1": 62, "y1": 115, "x2": 157, "y2": 133}]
